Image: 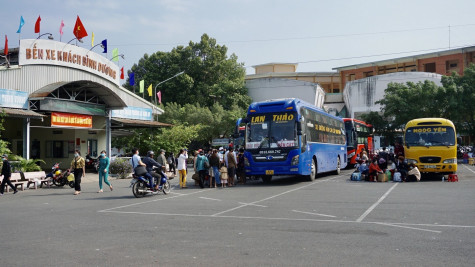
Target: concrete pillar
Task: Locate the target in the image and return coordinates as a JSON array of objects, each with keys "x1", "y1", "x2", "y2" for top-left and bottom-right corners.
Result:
[
  {"x1": 23, "y1": 118, "x2": 30, "y2": 159},
  {"x1": 105, "y1": 111, "x2": 111, "y2": 157}
]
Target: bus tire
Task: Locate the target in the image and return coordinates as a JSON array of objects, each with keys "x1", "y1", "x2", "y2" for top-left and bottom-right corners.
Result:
[
  {"x1": 262, "y1": 175, "x2": 272, "y2": 183},
  {"x1": 307, "y1": 159, "x2": 316, "y2": 181},
  {"x1": 334, "y1": 157, "x2": 341, "y2": 175}
]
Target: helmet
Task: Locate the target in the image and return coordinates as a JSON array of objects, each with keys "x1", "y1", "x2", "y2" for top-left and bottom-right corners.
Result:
[
  {"x1": 55, "y1": 170, "x2": 62, "y2": 176},
  {"x1": 147, "y1": 151, "x2": 155, "y2": 157}
]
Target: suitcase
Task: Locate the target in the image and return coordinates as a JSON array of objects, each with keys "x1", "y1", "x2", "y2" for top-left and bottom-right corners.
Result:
[
  {"x1": 393, "y1": 172, "x2": 401, "y2": 182},
  {"x1": 351, "y1": 172, "x2": 361, "y2": 181}
]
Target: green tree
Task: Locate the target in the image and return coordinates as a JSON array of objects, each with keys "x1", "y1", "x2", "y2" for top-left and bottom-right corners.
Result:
[
  {"x1": 125, "y1": 34, "x2": 251, "y2": 109},
  {"x1": 0, "y1": 110, "x2": 11, "y2": 156}
]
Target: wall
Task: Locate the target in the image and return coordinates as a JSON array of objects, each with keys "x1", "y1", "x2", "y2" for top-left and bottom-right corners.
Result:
[
  {"x1": 343, "y1": 72, "x2": 443, "y2": 119},
  {"x1": 246, "y1": 78, "x2": 325, "y2": 108}
]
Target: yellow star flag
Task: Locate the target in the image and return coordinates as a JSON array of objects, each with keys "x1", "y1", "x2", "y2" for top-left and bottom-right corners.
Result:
[
  {"x1": 147, "y1": 84, "x2": 152, "y2": 97},
  {"x1": 139, "y1": 80, "x2": 144, "y2": 93},
  {"x1": 91, "y1": 32, "x2": 94, "y2": 47}
]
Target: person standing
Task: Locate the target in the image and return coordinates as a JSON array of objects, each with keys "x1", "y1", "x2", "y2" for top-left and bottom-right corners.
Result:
[
  {"x1": 157, "y1": 149, "x2": 167, "y2": 172},
  {"x1": 0, "y1": 154, "x2": 18, "y2": 195},
  {"x1": 70, "y1": 150, "x2": 85, "y2": 195},
  {"x1": 236, "y1": 148, "x2": 246, "y2": 184},
  {"x1": 196, "y1": 150, "x2": 209, "y2": 189},
  {"x1": 227, "y1": 147, "x2": 237, "y2": 186},
  {"x1": 167, "y1": 152, "x2": 176, "y2": 176},
  {"x1": 97, "y1": 150, "x2": 112, "y2": 193},
  {"x1": 209, "y1": 149, "x2": 221, "y2": 188},
  {"x1": 177, "y1": 149, "x2": 188, "y2": 188}
]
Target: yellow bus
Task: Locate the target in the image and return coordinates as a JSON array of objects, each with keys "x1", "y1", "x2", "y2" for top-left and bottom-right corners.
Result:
[{"x1": 404, "y1": 118, "x2": 457, "y2": 175}]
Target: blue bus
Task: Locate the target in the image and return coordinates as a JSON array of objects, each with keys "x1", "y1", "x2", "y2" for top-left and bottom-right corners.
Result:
[{"x1": 236, "y1": 98, "x2": 347, "y2": 182}]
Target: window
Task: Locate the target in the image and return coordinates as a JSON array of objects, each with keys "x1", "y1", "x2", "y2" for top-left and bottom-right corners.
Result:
[
  {"x1": 45, "y1": 141, "x2": 68, "y2": 158},
  {"x1": 363, "y1": 71, "x2": 373, "y2": 77},
  {"x1": 88, "y1": 139, "x2": 98, "y2": 157},
  {"x1": 348, "y1": 74, "x2": 355, "y2": 81},
  {"x1": 333, "y1": 88, "x2": 340, "y2": 93}
]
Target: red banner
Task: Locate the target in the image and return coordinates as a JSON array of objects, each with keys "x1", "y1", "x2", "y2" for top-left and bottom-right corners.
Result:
[{"x1": 51, "y1": 112, "x2": 92, "y2": 128}]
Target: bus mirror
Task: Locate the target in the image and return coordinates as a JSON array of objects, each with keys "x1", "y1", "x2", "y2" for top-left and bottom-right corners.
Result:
[{"x1": 297, "y1": 122, "x2": 302, "y2": 135}]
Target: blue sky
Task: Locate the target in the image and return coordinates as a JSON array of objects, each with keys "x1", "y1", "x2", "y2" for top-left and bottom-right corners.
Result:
[{"x1": 2, "y1": 0, "x2": 475, "y2": 76}]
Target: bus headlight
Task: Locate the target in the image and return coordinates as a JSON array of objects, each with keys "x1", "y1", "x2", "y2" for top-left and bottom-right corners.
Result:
[
  {"x1": 443, "y1": 158, "x2": 457, "y2": 164},
  {"x1": 291, "y1": 155, "x2": 299, "y2": 166},
  {"x1": 244, "y1": 157, "x2": 250, "y2": 167},
  {"x1": 406, "y1": 158, "x2": 418, "y2": 164}
]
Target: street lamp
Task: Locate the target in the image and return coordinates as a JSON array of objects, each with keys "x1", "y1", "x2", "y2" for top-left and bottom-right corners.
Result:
[
  {"x1": 154, "y1": 71, "x2": 185, "y2": 104},
  {"x1": 36, "y1": 33, "x2": 54, "y2": 40},
  {"x1": 66, "y1": 37, "x2": 83, "y2": 45},
  {"x1": 110, "y1": 54, "x2": 125, "y2": 61},
  {"x1": 0, "y1": 55, "x2": 10, "y2": 68}
]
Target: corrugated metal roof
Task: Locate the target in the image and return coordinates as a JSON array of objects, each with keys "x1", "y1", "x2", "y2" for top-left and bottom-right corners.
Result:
[
  {"x1": 111, "y1": 118, "x2": 172, "y2": 128},
  {"x1": 1, "y1": 107, "x2": 45, "y2": 119}
]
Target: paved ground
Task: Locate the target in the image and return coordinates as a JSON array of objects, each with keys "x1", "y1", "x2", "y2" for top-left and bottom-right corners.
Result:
[{"x1": 1, "y1": 166, "x2": 475, "y2": 266}]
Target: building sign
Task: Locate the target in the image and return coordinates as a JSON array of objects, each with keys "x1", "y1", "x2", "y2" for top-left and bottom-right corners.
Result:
[
  {"x1": 0, "y1": 88, "x2": 28, "y2": 109},
  {"x1": 19, "y1": 39, "x2": 120, "y2": 86},
  {"x1": 51, "y1": 112, "x2": 92, "y2": 128},
  {"x1": 111, "y1": 106, "x2": 153, "y2": 121}
]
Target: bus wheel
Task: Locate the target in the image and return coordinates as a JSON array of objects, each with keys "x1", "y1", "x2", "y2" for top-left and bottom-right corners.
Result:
[
  {"x1": 262, "y1": 175, "x2": 272, "y2": 183},
  {"x1": 307, "y1": 159, "x2": 316, "y2": 181},
  {"x1": 334, "y1": 157, "x2": 341, "y2": 175}
]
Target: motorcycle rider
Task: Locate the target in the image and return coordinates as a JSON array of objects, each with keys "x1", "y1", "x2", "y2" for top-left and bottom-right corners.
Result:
[
  {"x1": 142, "y1": 151, "x2": 166, "y2": 190},
  {"x1": 130, "y1": 148, "x2": 154, "y2": 191}
]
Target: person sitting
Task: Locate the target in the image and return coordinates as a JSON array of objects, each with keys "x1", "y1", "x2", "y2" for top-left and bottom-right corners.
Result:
[
  {"x1": 142, "y1": 150, "x2": 166, "y2": 190},
  {"x1": 358, "y1": 160, "x2": 369, "y2": 176},
  {"x1": 396, "y1": 156, "x2": 409, "y2": 182},
  {"x1": 406, "y1": 163, "x2": 421, "y2": 182},
  {"x1": 369, "y1": 158, "x2": 384, "y2": 181},
  {"x1": 130, "y1": 148, "x2": 155, "y2": 191}
]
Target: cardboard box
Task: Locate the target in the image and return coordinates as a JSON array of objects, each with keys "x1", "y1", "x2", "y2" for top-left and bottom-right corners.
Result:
[{"x1": 377, "y1": 173, "x2": 388, "y2": 182}]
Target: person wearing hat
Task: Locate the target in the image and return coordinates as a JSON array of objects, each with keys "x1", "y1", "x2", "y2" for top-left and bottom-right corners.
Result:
[
  {"x1": 156, "y1": 149, "x2": 167, "y2": 172},
  {"x1": 0, "y1": 154, "x2": 18, "y2": 195}
]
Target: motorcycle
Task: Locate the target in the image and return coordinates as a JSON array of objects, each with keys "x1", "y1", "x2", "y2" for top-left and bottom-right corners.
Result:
[
  {"x1": 130, "y1": 168, "x2": 171, "y2": 198},
  {"x1": 85, "y1": 154, "x2": 99, "y2": 173},
  {"x1": 45, "y1": 163, "x2": 75, "y2": 188}
]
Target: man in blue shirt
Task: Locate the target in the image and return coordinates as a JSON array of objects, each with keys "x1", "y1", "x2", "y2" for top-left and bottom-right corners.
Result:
[{"x1": 130, "y1": 148, "x2": 155, "y2": 191}]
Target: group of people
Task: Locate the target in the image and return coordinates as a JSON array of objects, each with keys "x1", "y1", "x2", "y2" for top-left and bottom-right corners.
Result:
[
  {"x1": 191, "y1": 147, "x2": 246, "y2": 188},
  {"x1": 355, "y1": 146, "x2": 420, "y2": 182}
]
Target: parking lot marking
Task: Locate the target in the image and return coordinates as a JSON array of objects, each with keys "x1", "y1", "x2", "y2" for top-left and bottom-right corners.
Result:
[
  {"x1": 211, "y1": 176, "x2": 340, "y2": 216},
  {"x1": 199, "y1": 197, "x2": 221, "y2": 201},
  {"x1": 97, "y1": 189, "x2": 211, "y2": 212},
  {"x1": 238, "y1": 202, "x2": 267, "y2": 208},
  {"x1": 356, "y1": 183, "x2": 399, "y2": 222},
  {"x1": 292, "y1": 209, "x2": 336, "y2": 218},
  {"x1": 463, "y1": 164, "x2": 475, "y2": 174},
  {"x1": 373, "y1": 222, "x2": 442, "y2": 234}
]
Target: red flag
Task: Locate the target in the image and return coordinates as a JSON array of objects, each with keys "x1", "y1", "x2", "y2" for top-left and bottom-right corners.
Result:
[
  {"x1": 157, "y1": 91, "x2": 162, "y2": 104},
  {"x1": 120, "y1": 67, "x2": 124, "y2": 79},
  {"x1": 4, "y1": 35, "x2": 8, "y2": 56},
  {"x1": 35, "y1": 16, "x2": 41, "y2": 33},
  {"x1": 73, "y1": 16, "x2": 88, "y2": 40}
]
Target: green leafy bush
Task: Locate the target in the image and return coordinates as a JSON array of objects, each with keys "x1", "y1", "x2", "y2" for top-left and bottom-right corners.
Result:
[
  {"x1": 109, "y1": 158, "x2": 133, "y2": 179},
  {"x1": 7, "y1": 155, "x2": 45, "y2": 172}
]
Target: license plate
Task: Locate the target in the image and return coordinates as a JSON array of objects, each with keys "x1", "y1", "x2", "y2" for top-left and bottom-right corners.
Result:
[
  {"x1": 424, "y1": 165, "x2": 436, "y2": 169},
  {"x1": 265, "y1": 170, "x2": 274, "y2": 175}
]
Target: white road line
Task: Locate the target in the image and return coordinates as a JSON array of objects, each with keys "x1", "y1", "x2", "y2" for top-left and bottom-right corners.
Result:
[
  {"x1": 356, "y1": 183, "x2": 399, "y2": 222},
  {"x1": 97, "y1": 189, "x2": 211, "y2": 212},
  {"x1": 463, "y1": 164, "x2": 475, "y2": 174},
  {"x1": 373, "y1": 222, "x2": 442, "y2": 234},
  {"x1": 292, "y1": 209, "x2": 337, "y2": 218},
  {"x1": 211, "y1": 176, "x2": 340, "y2": 216},
  {"x1": 100, "y1": 210, "x2": 455, "y2": 233},
  {"x1": 199, "y1": 197, "x2": 222, "y2": 201},
  {"x1": 238, "y1": 202, "x2": 267, "y2": 208}
]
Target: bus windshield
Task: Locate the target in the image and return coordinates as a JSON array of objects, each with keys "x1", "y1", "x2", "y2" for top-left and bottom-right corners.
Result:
[
  {"x1": 246, "y1": 112, "x2": 297, "y2": 149},
  {"x1": 405, "y1": 126, "x2": 456, "y2": 147}
]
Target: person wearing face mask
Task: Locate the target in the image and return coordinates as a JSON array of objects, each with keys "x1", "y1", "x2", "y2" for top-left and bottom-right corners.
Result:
[
  {"x1": 97, "y1": 150, "x2": 112, "y2": 193},
  {"x1": 70, "y1": 150, "x2": 86, "y2": 195}
]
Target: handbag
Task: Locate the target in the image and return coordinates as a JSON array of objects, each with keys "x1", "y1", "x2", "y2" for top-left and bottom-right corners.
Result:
[
  {"x1": 192, "y1": 173, "x2": 199, "y2": 181},
  {"x1": 132, "y1": 156, "x2": 147, "y2": 176}
]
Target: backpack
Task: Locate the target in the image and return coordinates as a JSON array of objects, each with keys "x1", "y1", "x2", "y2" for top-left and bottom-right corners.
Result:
[
  {"x1": 393, "y1": 172, "x2": 402, "y2": 182},
  {"x1": 351, "y1": 171, "x2": 361, "y2": 181}
]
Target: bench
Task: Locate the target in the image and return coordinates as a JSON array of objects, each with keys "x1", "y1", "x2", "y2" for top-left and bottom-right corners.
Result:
[
  {"x1": 3, "y1": 173, "x2": 28, "y2": 192},
  {"x1": 23, "y1": 171, "x2": 48, "y2": 189}
]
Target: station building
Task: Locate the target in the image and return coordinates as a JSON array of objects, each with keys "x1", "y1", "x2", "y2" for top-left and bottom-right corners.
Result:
[{"x1": 0, "y1": 39, "x2": 168, "y2": 167}]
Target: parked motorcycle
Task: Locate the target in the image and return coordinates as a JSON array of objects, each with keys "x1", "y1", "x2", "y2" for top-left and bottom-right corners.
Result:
[
  {"x1": 45, "y1": 163, "x2": 75, "y2": 187},
  {"x1": 85, "y1": 154, "x2": 99, "y2": 173},
  {"x1": 130, "y1": 170, "x2": 171, "y2": 198}
]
